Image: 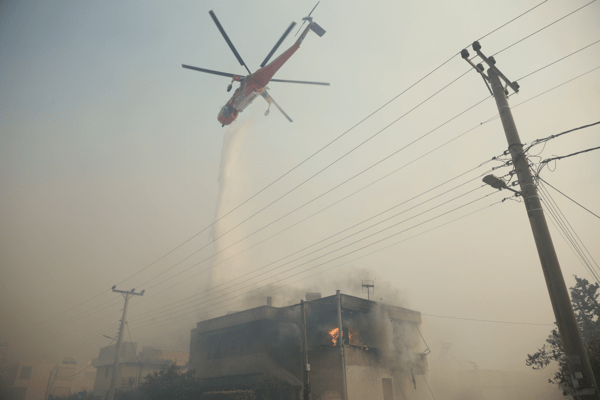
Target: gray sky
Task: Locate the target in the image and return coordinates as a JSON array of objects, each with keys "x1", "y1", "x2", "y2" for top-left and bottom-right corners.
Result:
[{"x1": 1, "y1": 0, "x2": 599, "y2": 393}]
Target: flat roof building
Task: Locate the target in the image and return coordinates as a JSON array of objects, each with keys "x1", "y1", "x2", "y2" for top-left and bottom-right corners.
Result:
[{"x1": 190, "y1": 291, "x2": 427, "y2": 400}]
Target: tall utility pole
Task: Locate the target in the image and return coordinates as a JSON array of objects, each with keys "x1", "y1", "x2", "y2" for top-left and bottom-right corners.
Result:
[
  {"x1": 107, "y1": 287, "x2": 144, "y2": 400},
  {"x1": 461, "y1": 42, "x2": 598, "y2": 399},
  {"x1": 301, "y1": 299, "x2": 311, "y2": 400}
]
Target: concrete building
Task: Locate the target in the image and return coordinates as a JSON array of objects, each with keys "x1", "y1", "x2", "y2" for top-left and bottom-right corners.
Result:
[
  {"x1": 1, "y1": 359, "x2": 95, "y2": 400},
  {"x1": 47, "y1": 359, "x2": 96, "y2": 399},
  {"x1": 190, "y1": 292, "x2": 428, "y2": 400},
  {"x1": 91, "y1": 342, "x2": 188, "y2": 398}
]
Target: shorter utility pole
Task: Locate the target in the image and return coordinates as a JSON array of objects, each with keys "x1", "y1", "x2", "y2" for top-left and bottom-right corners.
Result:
[
  {"x1": 361, "y1": 280, "x2": 374, "y2": 300},
  {"x1": 301, "y1": 299, "x2": 311, "y2": 400},
  {"x1": 461, "y1": 41, "x2": 598, "y2": 399},
  {"x1": 43, "y1": 370, "x2": 53, "y2": 400},
  {"x1": 107, "y1": 287, "x2": 144, "y2": 400}
]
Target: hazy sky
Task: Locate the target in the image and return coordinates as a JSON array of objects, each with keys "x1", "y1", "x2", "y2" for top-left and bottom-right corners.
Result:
[{"x1": 1, "y1": 0, "x2": 599, "y2": 395}]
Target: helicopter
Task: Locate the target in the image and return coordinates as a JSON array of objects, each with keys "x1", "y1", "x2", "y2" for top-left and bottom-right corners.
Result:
[{"x1": 182, "y1": 4, "x2": 329, "y2": 127}]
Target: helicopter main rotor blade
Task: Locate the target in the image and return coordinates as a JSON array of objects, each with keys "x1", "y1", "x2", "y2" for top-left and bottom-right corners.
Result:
[
  {"x1": 181, "y1": 64, "x2": 237, "y2": 78},
  {"x1": 270, "y1": 78, "x2": 329, "y2": 86},
  {"x1": 260, "y1": 22, "x2": 296, "y2": 68},
  {"x1": 261, "y1": 91, "x2": 293, "y2": 122},
  {"x1": 209, "y1": 10, "x2": 251, "y2": 75},
  {"x1": 294, "y1": 1, "x2": 320, "y2": 36}
]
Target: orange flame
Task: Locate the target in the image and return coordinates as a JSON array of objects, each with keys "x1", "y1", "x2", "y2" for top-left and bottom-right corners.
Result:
[
  {"x1": 328, "y1": 328, "x2": 339, "y2": 346},
  {"x1": 328, "y1": 328, "x2": 352, "y2": 346}
]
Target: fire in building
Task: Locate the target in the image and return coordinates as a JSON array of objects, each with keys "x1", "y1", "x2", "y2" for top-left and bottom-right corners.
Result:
[{"x1": 189, "y1": 291, "x2": 428, "y2": 400}]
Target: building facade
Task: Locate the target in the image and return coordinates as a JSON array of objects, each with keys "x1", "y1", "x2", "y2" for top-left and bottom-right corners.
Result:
[
  {"x1": 91, "y1": 342, "x2": 188, "y2": 398},
  {"x1": 190, "y1": 292, "x2": 428, "y2": 400},
  {"x1": 1, "y1": 359, "x2": 96, "y2": 400}
]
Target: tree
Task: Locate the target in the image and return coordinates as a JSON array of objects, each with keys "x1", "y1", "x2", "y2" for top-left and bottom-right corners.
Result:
[
  {"x1": 526, "y1": 276, "x2": 600, "y2": 397},
  {"x1": 140, "y1": 365, "x2": 203, "y2": 400}
]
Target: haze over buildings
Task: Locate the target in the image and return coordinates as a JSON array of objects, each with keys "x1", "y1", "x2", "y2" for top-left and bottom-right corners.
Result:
[{"x1": 1, "y1": 0, "x2": 599, "y2": 398}]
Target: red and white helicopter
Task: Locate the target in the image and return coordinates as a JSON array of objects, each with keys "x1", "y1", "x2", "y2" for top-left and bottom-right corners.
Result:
[{"x1": 182, "y1": 4, "x2": 329, "y2": 127}]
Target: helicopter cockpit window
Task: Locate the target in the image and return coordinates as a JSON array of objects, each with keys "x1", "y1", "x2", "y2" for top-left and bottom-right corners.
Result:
[{"x1": 222, "y1": 105, "x2": 234, "y2": 118}]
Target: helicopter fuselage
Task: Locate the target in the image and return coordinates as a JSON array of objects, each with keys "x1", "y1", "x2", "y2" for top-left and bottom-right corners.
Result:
[{"x1": 217, "y1": 25, "x2": 311, "y2": 126}]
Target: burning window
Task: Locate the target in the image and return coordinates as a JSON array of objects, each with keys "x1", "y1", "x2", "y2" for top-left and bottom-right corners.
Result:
[{"x1": 327, "y1": 327, "x2": 363, "y2": 347}]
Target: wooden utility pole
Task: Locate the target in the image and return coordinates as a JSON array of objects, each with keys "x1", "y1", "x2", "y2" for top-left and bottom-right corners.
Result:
[
  {"x1": 301, "y1": 299, "x2": 311, "y2": 400},
  {"x1": 461, "y1": 42, "x2": 598, "y2": 399},
  {"x1": 107, "y1": 287, "x2": 144, "y2": 400}
]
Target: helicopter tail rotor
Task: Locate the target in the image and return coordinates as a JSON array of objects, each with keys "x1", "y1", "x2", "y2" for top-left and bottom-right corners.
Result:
[{"x1": 294, "y1": 1, "x2": 321, "y2": 36}]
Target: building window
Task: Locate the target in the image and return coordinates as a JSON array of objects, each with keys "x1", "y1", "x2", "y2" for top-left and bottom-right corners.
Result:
[
  {"x1": 382, "y1": 378, "x2": 393, "y2": 400},
  {"x1": 19, "y1": 366, "x2": 32, "y2": 380},
  {"x1": 104, "y1": 367, "x2": 109, "y2": 378},
  {"x1": 129, "y1": 377, "x2": 135, "y2": 387}
]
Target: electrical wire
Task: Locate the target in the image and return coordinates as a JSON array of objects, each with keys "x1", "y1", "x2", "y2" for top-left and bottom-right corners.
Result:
[
  {"x1": 541, "y1": 146, "x2": 600, "y2": 164},
  {"x1": 33, "y1": 89, "x2": 495, "y2": 335},
  {"x1": 420, "y1": 313, "x2": 553, "y2": 326},
  {"x1": 38, "y1": 56, "x2": 595, "y2": 336},
  {"x1": 525, "y1": 121, "x2": 600, "y2": 153},
  {"x1": 65, "y1": 199, "x2": 506, "y2": 355},
  {"x1": 538, "y1": 183, "x2": 600, "y2": 272},
  {"x1": 134, "y1": 53, "x2": 598, "y2": 303},
  {"x1": 129, "y1": 192, "x2": 501, "y2": 329},
  {"x1": 37, "y1": 59, "x2": 600, "y2": 342},
  {"x1": 537, "y1": 185, "x2": 600, "y2": 282},
  {"x1": 492, "y1": 0, "x2": 597, "y2": 57},
  {"x1": 136, "y1": 90, "x2": 488, "y2": 293},
  {"x1": 130, "y1": 184, "x2": 491, "y2": 325},
  {"x1": 131, "y1": 166, "x2": 499, "y2": 319},
  {"x1": 516, "y1": 39, "x2": 600, "y2": 82},
  {"x1": 538, "y1": 176, "x2": 600, "y2": 220},
  {"x1": 33, "y1": 1, "x2": 552, "y2": 332},
  {"x1": 480, "y1": 65, "x2": 600, "y2": 126},
  {"x1": 421, "y1": 374, "x2": 437, "y2": 400},
  {"x1": 135, "y1": 68, "x2": 475, "y2": 291}
]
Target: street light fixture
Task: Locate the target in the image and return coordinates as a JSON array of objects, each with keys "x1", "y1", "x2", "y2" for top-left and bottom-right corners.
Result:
[{"x1": 482, "y1": 174, "x2": 521, "y2": 195}]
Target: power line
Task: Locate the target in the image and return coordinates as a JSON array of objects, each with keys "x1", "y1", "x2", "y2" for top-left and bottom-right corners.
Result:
[
  {"x1": 492, "y1": 0, "x2": 597, "y2": 57},
  {"x1": 538, "y1": 182, "x2": 600, "y2": 272},
  {"x1": 137, "y1": 90, "x2": 487, "y2": 292},
  {"x1": 129, "y1": 199, "x2": 506, "y2": 332},
  {"x1": 38, "y1": 60, "x2": 599, "y2": 339},
  {"x1": 130, "y1": 183, "x2": 492, "y2": 325},
  {"x1": 541, "y1": 145, "x2": 600, "y2": 164},
  {"x1": 420, "y1": 313, "x2": 553, "y2": 326},
  {"x1": 475, "y1": 0, "x2": 548, "y2": 42},
  {"x1": 538, "y1": 190, "x2": 600, "y2": 283},
  {"x1": 39, "y1": 59, "x2": 595, "y2": 335},
  {"x1": 135, "y1": 62, "x2": 600, "y2": 301},
  {"x1": 516, "y1": 39, "x2": 600, "y2": 82},
  {"x1": 129, "y1": 192, "x2": 501, "y2": 328},
  {"x1": 137, "y1": 68, "x2": 475, "y2": 291},
  {"x1": 132, "y1": 164, "x2": 499, "y2": 318},
  {"x1": 34, "y1": 1, "x2": 551, "y2": 332},
  {"x1": 538, "y1": 176, "x2": 600, "y2": 220},
  {"x1": 525, "y1": 120, "x2": 600, "y2": 152},
  {"x1": 480, "y1": 65, "x2": 600, "y2": 126},
  {"x1": 49, "y1": 199, "x2": 507, "y2": 356}
]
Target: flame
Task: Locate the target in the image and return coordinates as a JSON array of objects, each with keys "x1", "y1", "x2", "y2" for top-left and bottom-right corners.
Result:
[
  {"x1": 328, "y1": 328, "x2": 339, "y2": 346},
  {"x1": 328, "y1": 328, "x2": 352, "y2": 346}
]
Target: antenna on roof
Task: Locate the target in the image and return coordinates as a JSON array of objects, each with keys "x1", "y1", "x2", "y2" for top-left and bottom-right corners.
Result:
[{"x1": 361, "y1": 280, "x2": 374, "y2": 300}]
